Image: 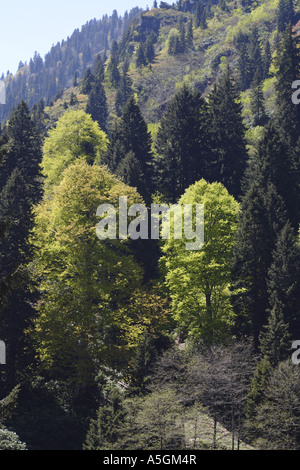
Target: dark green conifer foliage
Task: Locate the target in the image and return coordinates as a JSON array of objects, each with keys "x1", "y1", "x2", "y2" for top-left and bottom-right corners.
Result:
[
  {"x1": 86, "y1": 80, "x2": 108, "y2": 132},
  {"x1": 106, "y1": 40, "x2": 120, "y2": 87},
  {"x1": 250, "y1": 70, "x2": 266, "y2": 126},
  {"x1": 245, "y1": 356, "x2": 272, "y2": 420},
  {"x1": 259, "y1": 304, "x2": 291, "y2": 367},
  {"x1": 145, "y1": 32, "x2": 156, "y2": 64},
  {"x1": 277, "y1": 0, "x2": 294, "y2": 33},
  {"x1": 115, "y1": 61, "x2": 133, "y2": 116},
  {"x1": 186, "y1": 19, "x2": 194, "y2": 48},
  {"x1": 127, "y1": 332, "x2": 157, "y2": 395},
  {"x1": 154, "y1": 85, "x2": 210, "y2": 202},
  {"x1": 83, "y1": 389, "x2": 126, "y2": 450},
  {"x1": 245, "y1": 122, "x2": 300, "y2": 229},
  {"x1": 207, "y1": 66, "x2": 248, "y2": 198},
  {"x1": 81, "y1": 68, "x2": 94, "y2": 95},
  {"x1": 274, "y1": 23, "x2": 300, "y2": 146},
  {"x1": 93, "y1": 54, "x2": 105, "y2": 82},
  {"x1": 267, "y1": 223, "x2": 300, "y2": 338},
  {"x1": 262, "y1": 40, "x2": 272, "y2": 79},
  {"x1": 104, "y1": 96, "x2": 153, "y2": 201},
  {"x1": 136, "y1": 42, "x2": 147, "y2": 68},
  {"x1": 248, "y1": 27, "x2": 263, "y2": 83},
  {"x1": 231, "y1": 182, "x2": 288, "y2": 348},
  {"x1": 0, "y1": 101, "x2": 42, "y2": 388}
]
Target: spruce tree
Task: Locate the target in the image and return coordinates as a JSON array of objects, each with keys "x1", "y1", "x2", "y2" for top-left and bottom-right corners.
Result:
[
  {"x1": 93, "y1": 54, "x2": 105, "y2": 82},
  {"x1": 274, "y1": 23, "x2": 300, "y2": 146},
  {"x1": 186, "y1": 18, "x2": 194, "y2": 49},
  {"x1": 267, "y1": 222, "x2": 300, "y2": 338},
  {"x1": 262, "y1": 40, "x2": 272, "y2": 79},
  {"x1": 245, "y1": 122, "x2": 300, "y2": 229},
  {"x1": 86, "y1": 80, "x2": 108, "y2": 132},
  {"x1": 250, "y1": 70, "x2": 266, "y2": 126},
  {"x1": 115, "y1": 61, "x2": 133, "y2": 116},
  {"x1": 231, "y1": 182, "x2": 288, "y2": 348},
  {"x1": 106, "y1": 40, "x2": 120, "y2": 87},
  {"x1": 81, "y1": 68, "x2": 94, "y2": 95},
  {"x1": 104, "y1": 96, "x2": 153, "y2": 201},
  {"x1": 136, "y1": 42, "x2": 147, "y2": 68},
  {"x1": 277, "y1": 0, "x2": 294, "y2": 33},
  {"x1": 154, "y1": 85, "x2": 210, "y2": 202},
  {"x1": 207, "y1": 66, "x2": 248, "y2": 198},
  {"x1": 0, "y1": 101, "x2": 42, "y2": 387},
  {"x1": 259, "y1": 303, "x2": 291, "y2": 367}
]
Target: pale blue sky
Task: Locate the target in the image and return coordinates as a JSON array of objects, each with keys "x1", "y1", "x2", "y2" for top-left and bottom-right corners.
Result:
[{"x1": 1, "y1": 0, "x2": 151, "y2": 76}]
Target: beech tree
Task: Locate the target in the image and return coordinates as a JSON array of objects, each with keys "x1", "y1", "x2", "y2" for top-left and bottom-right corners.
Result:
[
  {"x1": 161, "y1": 179, "x2": 239, "y2": 343},
  {"x1": 41, "y1": 110, "x2": 108, "y2": 190},
  {"x1": 30, "y1": 161, "x2": 145, "y2": 394}
]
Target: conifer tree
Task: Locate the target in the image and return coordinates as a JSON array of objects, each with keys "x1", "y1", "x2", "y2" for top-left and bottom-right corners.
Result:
[
  {"x1": 106, "y1": 40, "x2": 120, "y2": 87},
  {"x1": 267, "y1": 222, "x2": 300, "y2": 338},
  {"x1": 93, "y1": 54, "x2": 105, "y2": 82},
  {"x1": 244, "y1": 122, "x2": 300, "y2": 229},
  {"x1": 104, "y1": 96, "x2": 153, "y2": 201},
  {"x1": 250, "y1": 70, "x2": 266, "y2": 126},
  {"x1": 262, "y1": 40, "x2": 272, "y2": 79},
  {"x1": 86, "y1": 80, "x2": 108, "y2": 132},
  {"x1": 185, "y1": 19, "x2": 193, "y2": 49},
  {"x1": 259, "y1": 304, "x2": 291, "y2": 367},
  {"x1": 154, "y1": 85, "x2": 210, "y2": 202},
  {"x1": 145, "y1": 32, "x2": 156, "y2": 64},
  {"x1": 115, "y1": 61, "x2": 133, "y2": 116},
  {"x1": 0, "y1": 101, "x2": 42, "y2": 387},
  {"x1": 274, "y1": 23, "x2": 300, "y2": 146},
  {"x1": 81, "y1": 68, "x2": 94, "y2": 95},
  {"x1": 245, "y1": 356, "x2": 272, "y2": 433},
  {"x1": 277, "y1": 0, "x2": 294, "y2": 33},
  {"x1": 136, "y1": 42, "x2": 147, "y2": 68},
  {"x1": 207, "y1": 66, "x2": 248, "y2": 198},
  {"x1": 231, "y1": 182, "x2": 288, "y2": 347}
]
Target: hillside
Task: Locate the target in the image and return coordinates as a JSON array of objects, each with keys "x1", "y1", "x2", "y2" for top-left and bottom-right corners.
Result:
[
  {"x1": 0, "y1": 6, "x2": 143, "y2": 123},
  {"x1": 29, "y1": 0, "x2": 300, "y2": 134},
  {"x1": 1, "y1": 0, "x2": 300, "y2": 452}
]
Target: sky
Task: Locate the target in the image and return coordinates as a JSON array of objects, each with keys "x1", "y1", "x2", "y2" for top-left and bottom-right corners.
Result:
[{"x1": 1, "y1": 0, "x2": 151, "y2": 76}]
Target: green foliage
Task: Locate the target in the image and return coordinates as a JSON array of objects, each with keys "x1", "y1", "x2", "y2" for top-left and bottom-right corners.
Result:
[
  {"x1": 161, "y1": 179, "x2": 239, "y2": 343},
  {"x1": 29, "y1": 160, "x2": 145, "y2": 390},
  {"x1": 154, "y1": 85, "x2": 210, "y2": 202},
  {"x1": 41, "y1": 110, "x2": 108, "y2": 190},
  {"x1": 0, "y1": 429, "x2": 27, "y2": 450}
]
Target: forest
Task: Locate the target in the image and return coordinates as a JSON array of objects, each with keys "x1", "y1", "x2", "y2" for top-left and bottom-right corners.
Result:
[{"x1": 0, "y1": 0, "x2": 300, "y2": 451}]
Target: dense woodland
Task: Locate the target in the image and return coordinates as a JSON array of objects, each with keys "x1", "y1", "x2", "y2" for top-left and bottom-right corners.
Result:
[{"x1": 1, "y1": 0, "x2": 300, "y2": 451}]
